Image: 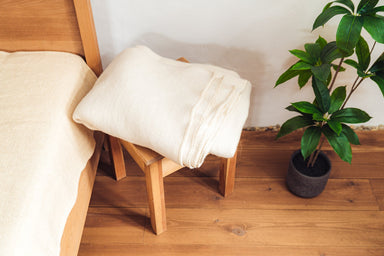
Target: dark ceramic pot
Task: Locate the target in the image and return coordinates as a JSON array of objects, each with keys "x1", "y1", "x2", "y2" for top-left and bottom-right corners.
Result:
[{"x1": 286, "y1": 149, "x2": 331, "y2": 198}]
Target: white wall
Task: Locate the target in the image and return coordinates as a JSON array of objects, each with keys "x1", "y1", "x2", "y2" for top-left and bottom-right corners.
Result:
[{"x1": 90, "y1": 0, "x2": 384, "y2": 127}]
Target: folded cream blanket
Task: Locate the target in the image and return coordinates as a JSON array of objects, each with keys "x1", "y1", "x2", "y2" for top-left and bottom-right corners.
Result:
[{"x1": 74, "y1": 45, "x2": 251, "y2": 168}]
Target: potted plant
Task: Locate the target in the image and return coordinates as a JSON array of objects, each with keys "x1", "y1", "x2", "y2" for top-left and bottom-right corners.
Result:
[{"x1": 275, "y1": 0, "x2": 384, "y2": 198}]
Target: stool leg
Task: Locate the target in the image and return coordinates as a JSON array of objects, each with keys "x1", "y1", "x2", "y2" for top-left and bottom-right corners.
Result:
[
  {"x1": 145, "y1": 161, "x2": 167, "y2": 235},
  {"x1": 108, "y1": 135, "x2": 127, "y2": 181},
  {"x1": 219, "y1": 150, "x2": 238, "y2": 197}
]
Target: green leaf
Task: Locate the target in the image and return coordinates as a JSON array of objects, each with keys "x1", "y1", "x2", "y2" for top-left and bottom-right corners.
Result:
[
  {"x1": 332, "y1": 64, "x2": 346, "y2": 72},
  {"x1": 344, "y1": 59, "x2": 360, "y2": 70},
  {"x1": 298, "y1": 70, "x2": 312, "y2": 88},
  {"x1": 291, "y1": 61, "x2": 312, "y2": 71},
  {"x1": 370, "y1": 72, "x2": 384, "y2": 97},
  {"x1": 323, "y1": 125, "x2": 352, "y2": 163},
  {"x1": 275, "y1": 64, "x2": 301, "y2": 87},
  {"x1": 331, "y1": 108, "x2": 372, "y2": 123},
  {"x1": 321, "y1": 41, "x2": 344, "y2": 63},
  {"x1": 357, "y1": 0, "x2": 379, "y2": 14},
  {"x1": 327, "y1": 71, "x2": 333, "y2": 86},
  {"x1": 334, "y1": 0, "x2": 355, "y2": 12},
  {"x1": 312, "y1": 78, "x2": 331, "y2": 113},
  {"x1": 336, "y1": 14, "x2": 364, "y2": 55},
  {"x1": 289, "y1": 49, "x2": 314, "y2": 64},
  {"x1": 311, "y1": 64, "x2": 331, "y2": 82},
  {"x1": 301, "y1": 126, "x2": 322, "y2": 160},
  {"x1": 285, "y1": 105, "x2": 313, "y2": 119},
  {"x1": 328, "y1": 119, "x2": 343, "y2": 135},
  {"x1": 291, "y1": 101, "x2": 323, "y2": 115},
  {"x1": 323, "y1": 2, "x2": 333, "y2": 12},
  {"x1": 341, "y1": 124, "x2": 360, "y2": 145},
  {"x1": 313, "y1": 112, "x2": 326, "y2": 121},
  {"x1": 285, "y1": 106, "x2": 317, "y2": 123},
  {"x1": 369, "y1": 53, "x2": 384, "y2": 73},
  {"x1": 363, "y1": 15, "x2": 384, "y2": 44},
  {"x1": 313, "y1": 6, "x2": 351, "y2": 30},
  {"x1": 355, "y1": 36, "x2": 371, "y2": 71},
  {"x1": 305, "y1": 43, "x2": 322, "y2": 60},
  {"x1": 276, "y1": 116, "x2": 314, "y2": 139},
  {"x1": 316, "y1": 36, "x2": 328, "y2": 49},
  {"x1": 357, "y1": 69, "x2": 368, "y2": 78},
  {"x1": 371, "y1": 6, "x2": 384, "y2": 14},
  {"x1": 329, "y1": 86, "x2": 346, "y2": 114},
  {"x1": 286, "y1": 104, "x2": 303, "y2": 113}
]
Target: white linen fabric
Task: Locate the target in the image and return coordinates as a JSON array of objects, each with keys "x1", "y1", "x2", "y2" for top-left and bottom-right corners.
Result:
[
  {"x1": 0, "y1": 51, "x2": 97, "y2": 256},
  {"x1": 74, "y1": 45, "x2": 251, "y2": 168}
]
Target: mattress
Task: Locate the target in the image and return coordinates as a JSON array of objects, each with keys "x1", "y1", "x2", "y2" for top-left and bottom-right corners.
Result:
[{"x1": 0, "y1": 51, "x2": 97, "y2": 256}]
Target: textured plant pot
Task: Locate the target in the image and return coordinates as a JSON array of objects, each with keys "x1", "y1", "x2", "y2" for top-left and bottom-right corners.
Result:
[{"x1": 286, "y1": 150, "x2": 331, "y2": 198}]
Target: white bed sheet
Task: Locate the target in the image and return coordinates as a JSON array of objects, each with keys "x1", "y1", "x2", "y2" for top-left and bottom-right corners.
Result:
[{"x1": 0, "y1": 51, "x2": 97, "y2": 256}]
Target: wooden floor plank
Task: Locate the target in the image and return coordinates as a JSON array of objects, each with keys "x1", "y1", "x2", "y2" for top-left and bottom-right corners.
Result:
[
  {"x1": 90, "y1": 176, "x2": 378, "y2": 211},
  {"x1": 78, "y1": 244, "x2": 384, "y2": 256},
  {"x1": 143, "y1": 209, "x2": 384, "y2": 247},
  {"x1": 371, "y1": 179, "x2": 384, "y2": 211},
  {"x1": 240, "y1": 130, "x2": 384, "y2": 151},
  {"x1": 89, "y1": 176, "x2": 147, "y2": 208},
  {"x1": 237, "y1": 130, "x2": 384, "y2": 179},
  {"x1": 80, "y1": 130, "x2": 384, "y2": 255},
  {"x1": 215, "y1": 178, "x2": 378, "y2": 211},
  {"x1": 237, "y1": 149, "x2": 384, "y2": 179},
  {"x1": 80, "y1": 207, "x2": 147, "y2": 245}
]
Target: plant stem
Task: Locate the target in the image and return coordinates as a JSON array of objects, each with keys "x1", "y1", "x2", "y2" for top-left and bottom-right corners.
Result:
[
  {"x1": 329, "y1": 57, "x2": 344, "y2": 91},
  {"x1": 307, "y1": 136, "x2": 326, "y2": 168},
  {"x1": 341, "y1": 41, "x2": 376, "y2": 109},
  {"x1": 307, "y1": 151, "x2": 316, "y2": 168},
  {"x1": 370, "y1": 41, "x2": 377, "y2": 56},
  {"x1": 306, "y1": 41, "x2": 376, "y2": 168},
  {"x1": 341, "y1": 76, "x2": 365, "y2": 109}
]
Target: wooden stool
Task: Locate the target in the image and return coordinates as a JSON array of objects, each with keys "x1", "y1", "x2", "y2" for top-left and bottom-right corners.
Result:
[
  {"x1": 108, "y1": 135, "x2": 237, "y2": 235},
  {"x1": 107, "y1": 57, "x2": 237, "y2": 235}
]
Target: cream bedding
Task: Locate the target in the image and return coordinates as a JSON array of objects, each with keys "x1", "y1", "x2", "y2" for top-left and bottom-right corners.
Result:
[
  {"x1": 0, "y1": 51, "x2": 97, "y2": 256},
  {"x1": 74, "y1": 46, "x2": 251, "y2": 168}
]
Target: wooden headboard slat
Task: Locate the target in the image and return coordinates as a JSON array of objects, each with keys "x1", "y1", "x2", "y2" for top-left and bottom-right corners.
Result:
[
  {"x1": 74, "y1": 0, "x2": 102, "y2": 76},
  {"x1": 0, "y1": 0, "x2": 83, "y2": 55},
  {"x1": 0, "y1": 0, "x2": 102, "y2": 76}
]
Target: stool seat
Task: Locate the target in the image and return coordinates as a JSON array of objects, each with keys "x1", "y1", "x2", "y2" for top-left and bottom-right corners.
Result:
[{"x1": 120, "y1": 139, "x2": 184, "y2": 177}]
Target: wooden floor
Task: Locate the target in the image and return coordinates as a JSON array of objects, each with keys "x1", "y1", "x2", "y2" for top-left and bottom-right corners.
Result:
[{"x1": 78, "y1": 130, "x2": 384, "y2": 256}]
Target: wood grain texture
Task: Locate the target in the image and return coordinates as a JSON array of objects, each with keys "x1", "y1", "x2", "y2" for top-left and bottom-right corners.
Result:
[
  {"x1": 0, "y1": 0, "x2": 103, "y2": 76},
  {"x1": 108, "y1": 136, "x2": 127, "y2": 181},
  {"x1": 219, "y1": 151, "x2": 237, "y2": 197},
  {"x1": 143, "y1": 208, "x2": 384, "y2": 247},
  {"x1": 79, "y1": 244, "x2": 384, "y2": 256},
  {"x1": 89, "y1": 176, "x2": 378, "y2": 211},
  {"x1": 0, "y1": 0, "x2": 83, "y2": 54},
  {"x1": 371, "y1": 179, "x2": 384, "y2": 211},
  {"x1": 120, "y1": 140, "x2": 163, "y2": 169},
  {"x1": 60, "y1": 132, "x2": 103, "y2": 256},
  {"x1": 73, "y1": 0, "x2": 102, "y2": 76},
  {"x1": 145, "y1": 161, "x2": 167, "y2": 234},
  {"x1": 80, "y1": 207, "x2": 147, "y2": 245},
  {"x1": 81, "y1": 130, "x2": 384, "y2": 255}
]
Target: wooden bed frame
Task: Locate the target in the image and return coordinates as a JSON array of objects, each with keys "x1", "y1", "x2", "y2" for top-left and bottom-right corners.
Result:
[{"x1": 0, "y1": 0, "x2": 103, "y2": 255}]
